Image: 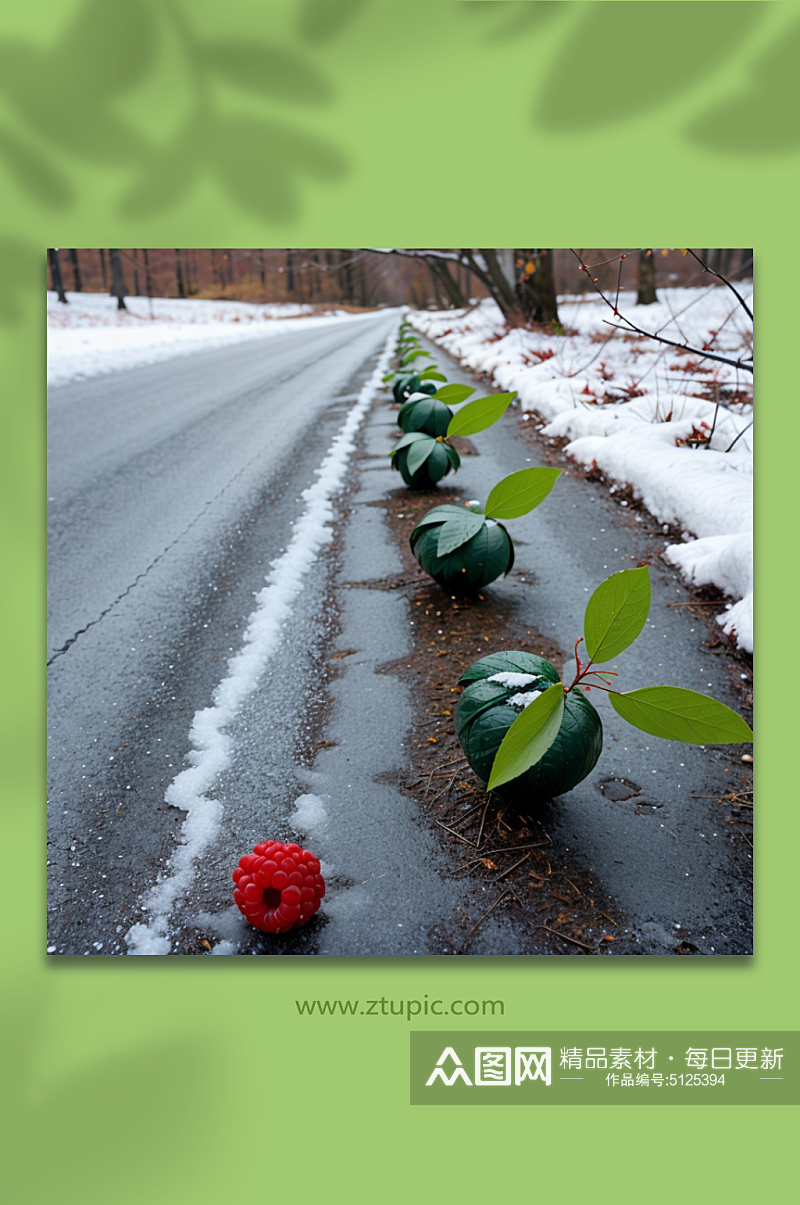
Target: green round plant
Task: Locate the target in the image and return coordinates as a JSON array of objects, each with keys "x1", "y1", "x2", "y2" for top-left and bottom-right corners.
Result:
[
  {"x1": 391, "y1": 434, "x2": 460, "y2": 488},
  {"x1": 410, "y1": 504, "x2": 514, "y2": 589},
  {"x1": 455, "y1": 651, "x2": 603, "y2": 806},
  {"x1": 398, "y1": 395, "x2": 453, "y2": 437},
  {"x1": 454, "y1": 567, "x2": 753, "y2": 804},
  {"x1": 393, "y1": 373, "x2": 437, "y2": 404},
  {"x1": 409, "y1": 467, "x2": 561, "y2": 590}
]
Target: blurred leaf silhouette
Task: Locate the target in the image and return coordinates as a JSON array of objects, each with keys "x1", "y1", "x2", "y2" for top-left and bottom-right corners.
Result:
[
  {"x1": 686, "y1": 15, "x2": 800, "y2": 152},
  {"x1": 458, "y1": 1, "x2": 566, "y2": 42},
  {"x1": 213, "y1": 116, "x2": 346, "y2": 221},
  {"x1": 0, "y1": 0, "x2": 154, "y2": 164},
  {"x1": 118, "y1": 118, "x2": 204, "y2": 219},
  {"x1": 295, "y1": 0, "x2": 373, "y2": 44},
  {"x1": 0, "y1": 0, "x2": 347, "y2": 222},
  {"x1": 0, "y1": 238, "x2": 42, "y2": 323},
  {"x1": 535, "y1": 2, "x2": 765, "y2": 131},
  {"x1": 3, "y1": 989, "x2": 211, "y2": 1205},
  {"x1": 200, "y1": 41, "x2": 333, "y2": 103},
  {"x1": 0, "y1": 128, "x2": 71, "y2": 209}
]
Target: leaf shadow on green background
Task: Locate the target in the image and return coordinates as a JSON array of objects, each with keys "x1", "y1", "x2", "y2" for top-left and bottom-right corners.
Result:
[
  {"x1": 685, "y1": 15, "x2": 800, "y2": 152},
  {"x1": 4, "y1": 988, "x2": 214, "y2": 1204},
  {"x1": 458, "y1": 0, "x2": 566, "y2": 42},
  {"x1": 295, "y1": 0, "x2": 374, "y2": 45},
  {"x1": 534, "y1": 1, "x2": 766, "y2": 132},
  {"x1": 0, "y1": 0, "x2": 349, "y2": 225},
  {"x1": 0, "y1": 238, "x2": 42, "y2": 324}
]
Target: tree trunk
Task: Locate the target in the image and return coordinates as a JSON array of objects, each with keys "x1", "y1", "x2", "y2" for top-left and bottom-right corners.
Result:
[
  {"x1": 175, "y1": 250, "x2": 186, "y2": 298},
  {"x1": 132, "y1": 248, "x2": 140, "y2": 296},
  {"x1": 515, "y1": 249, "x2": 559, "y2": 325},
  {"x1": 68, "y1": 249, "x2": 83, "y2": 292},
  {"x1": 286, "y1": 249, "x2": 295, "y2": 293},
  {"x1": 48, "y1": 249, "x2": 68, "y2": 303},
  {"x1": 477, "y1": 248, "x2": 521, "y2": 321},
  {"x1": 109, "y1": 248, "x2": 127, "y2": 310},
  {"x1": 637, "y1": 250, "x2": 658, "y2": 305},
  {"x1": 99, "y1": 247, "x2": 108, "y2": 290},
  {"x1": 739, "y1": 250, "x2": 753, "y2": 276},
  {"x1": 143, "y1": 248, "x2": 154, "y2": 298},
  {"x1": 426, "y1": 258, "x2": 466, "y2": 308}
]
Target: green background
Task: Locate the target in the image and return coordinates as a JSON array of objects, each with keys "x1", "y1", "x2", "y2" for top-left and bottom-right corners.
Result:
[{"x1": 6, "y1": 0, "x2": 795, "y2": 1199}]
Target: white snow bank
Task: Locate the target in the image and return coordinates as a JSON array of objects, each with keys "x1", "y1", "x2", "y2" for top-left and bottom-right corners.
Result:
[
  {"x1": 413, "y1": 287, "x2": 753, "y2": 651},
  {"x1": 47, "y1": 291, "x2": 371, "y2": 387},
  {"x1": 125, "y1": 332, "x2": 394, "y2": 955}
]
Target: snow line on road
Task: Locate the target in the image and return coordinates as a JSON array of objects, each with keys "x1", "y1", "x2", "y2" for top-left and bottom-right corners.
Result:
[{"x1": 125, "y1": 331, "x2": 394, "y2": 955}]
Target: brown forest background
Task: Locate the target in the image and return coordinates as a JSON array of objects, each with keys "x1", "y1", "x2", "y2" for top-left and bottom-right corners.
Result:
[{"x1": 47, "y1": 249, "x2": 753, "y2": 311}]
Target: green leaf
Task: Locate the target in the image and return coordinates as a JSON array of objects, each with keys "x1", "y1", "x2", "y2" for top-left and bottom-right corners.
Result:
[
  {"x1": 433, "y1": 383, "x2": 475, "y2": 405},
  {"x1": 382, "y1": 372, "x2": 396, "y2": 383},
  {"x1": 446, "y1": 391, "x2": 516, "y2": 438},
  {"x1": 444, "y1": 444, "x2": 461, "y2": 472},
  {"x1": 412, "y1": 505, "x2": 471, "y2": 531},
  {"x1": 406, "y1": 437, "x2": 437, "y2": 477},
  {"x1": 436, "y1": 512, "x2": 486, "y2": 556},
  {"x1": 608, "y1": 687, "x2": 753, "y2": 745},
  {"x1": 388, "y1": 431, "x2": 429, "y2": 457},
  {"x1": 487, "y1": 683, "x2": 565, "y2": 791},
  {"x1": 418, "y1": 368, "x2": 446, "y2": 381},
  {"x1": 584, "y1": 567, "x2": 650, "y2": 664},
  {"x1": 401, "y1": 349, "x2": 432, "y2": 365},
  {"x1": 484, "y1": 467, "x2": 561, "y2": 520}
]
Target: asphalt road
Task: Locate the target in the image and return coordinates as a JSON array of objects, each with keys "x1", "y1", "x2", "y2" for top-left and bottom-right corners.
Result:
[{"x1": 47, "y1": 314, "x2": 752, "y2": 956}]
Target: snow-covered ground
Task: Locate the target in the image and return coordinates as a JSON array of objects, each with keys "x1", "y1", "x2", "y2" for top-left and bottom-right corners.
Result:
[
  {"x1": 412, "y1": 286, "x2": 754, "y2": 652},
  {"x1": 47, "y1": 292, "x2": 369, "y2": 387}
]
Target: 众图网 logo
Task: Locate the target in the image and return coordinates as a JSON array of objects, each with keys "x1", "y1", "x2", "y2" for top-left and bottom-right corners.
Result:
[{"x1": 426, "y1": 1046, "x2": 552, "y2": 1087}]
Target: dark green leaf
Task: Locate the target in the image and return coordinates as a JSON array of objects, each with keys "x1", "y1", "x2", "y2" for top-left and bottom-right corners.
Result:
[
  {"x1": 459, "y1": 651, "x2": 560, "y2": 686},
  {"x1": 434, "y1": 383, "x2": 475, "y2": 404},
  {"x1": 487, "y1": 682, "x2": 565, "y2": 791},
  {"x1": 446, "y1": 391, "x2": 515, "y2": 438},
  {"x1": 584, "y1": 567, "x2": 650, "y2": 664},
  {"x1": 609, "y1": 687, "x2": 753, "y2": 745},
  {"x1": 444, "y1": 443, "x2": 461, "y2": 471},
  {"x1": 484, "y1": 467, "x2": 561, "y2": 519},
  {"x1": 388, "y1": 431, "x2": 429, "y2": 457},
  {"x1": 436, "y1": 512, "x2": 486, "y2": 556},
  {"x1": 407, "y1": 437, "x2": 437, "y2": 477},
  {"x1": 412, "y1": 505, "x2": 475, "y2": 533}
]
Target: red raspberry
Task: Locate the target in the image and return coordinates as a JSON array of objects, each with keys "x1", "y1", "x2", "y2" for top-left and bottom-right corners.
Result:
[{"x1": 232, "y1": 840, "x2": 325, "y2": 934}]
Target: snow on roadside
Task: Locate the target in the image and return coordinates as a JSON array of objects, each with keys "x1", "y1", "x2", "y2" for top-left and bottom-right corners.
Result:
[
  {"x1": 412, "y1": 287, "x2": 753, "y2": 652},
  {"x1": 125, "y1": 332, "x2": 394, "y2": 955},
  {"x1": 47, "y1": 291, "x2": 369, "y2": 388}
]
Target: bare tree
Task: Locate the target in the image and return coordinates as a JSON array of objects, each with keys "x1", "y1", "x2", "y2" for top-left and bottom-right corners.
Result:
[
  {"x1": 109, "y1": 248, "x2": 128, "y2": 311},
  {"x1": 175, "y1": 250, "x2": 186, "y2": 298},
  {"x1": 515, "y1": 249, "x2": 559, "y2": 324},
  {"x1": 68, "y1": 249, "x2": 83, "y2": 292},
  {"x1": 636, "y1": 249, "x2": 658, "y2": 305},
  {"x1": 48, "y1": 249, "x2": 68, "y2": 304}
]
